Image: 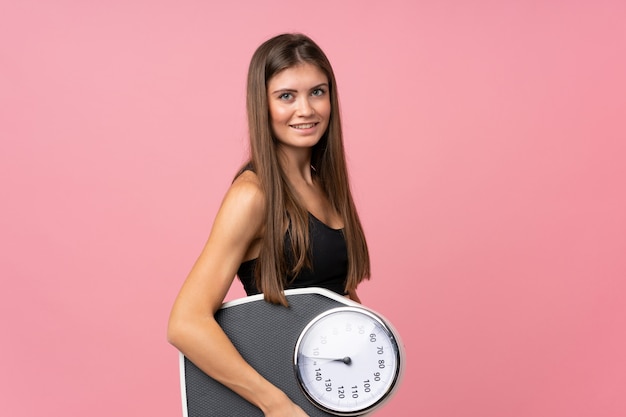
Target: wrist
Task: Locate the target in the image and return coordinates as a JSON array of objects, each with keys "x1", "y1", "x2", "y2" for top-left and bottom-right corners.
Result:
[{"x1": 256, "y1": 384, "x2": 290, "y2": 414}]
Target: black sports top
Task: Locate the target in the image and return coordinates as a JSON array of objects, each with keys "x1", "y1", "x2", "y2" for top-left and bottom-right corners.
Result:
[{"x1": 237, "y1": 213, "x2": 348, "y2": 296}]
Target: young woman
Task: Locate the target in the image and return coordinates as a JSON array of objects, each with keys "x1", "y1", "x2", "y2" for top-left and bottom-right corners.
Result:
[{"x1": 167, "y1": 33, "x2": 370, "y2": 417}]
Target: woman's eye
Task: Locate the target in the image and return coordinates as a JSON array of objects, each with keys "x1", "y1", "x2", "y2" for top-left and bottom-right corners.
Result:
[
  {"x1": 312, "y1": 88, "x2": 325, "y2": 96},
  {"x1": 279, "y1": 93, "x2": 293, "y2": 100}
]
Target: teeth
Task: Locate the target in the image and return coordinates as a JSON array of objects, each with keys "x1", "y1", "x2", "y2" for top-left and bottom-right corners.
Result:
[{"x1": 292, "y1": 123, "x2": 315, "y2": 129}]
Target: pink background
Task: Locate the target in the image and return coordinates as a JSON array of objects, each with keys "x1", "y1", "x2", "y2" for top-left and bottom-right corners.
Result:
[{"x1": 2, "y1": 1, "x2": 625, "y2": 416}]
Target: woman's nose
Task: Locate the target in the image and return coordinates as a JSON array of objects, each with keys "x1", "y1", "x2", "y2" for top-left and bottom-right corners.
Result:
[{"x1": 295, "y1": 97, "x2": 314, "y2": 116}]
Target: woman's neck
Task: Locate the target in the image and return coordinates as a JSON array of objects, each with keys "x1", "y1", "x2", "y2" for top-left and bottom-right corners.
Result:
[{"x1": 277, "y1": 146, "x2": 314, "y2": 186}]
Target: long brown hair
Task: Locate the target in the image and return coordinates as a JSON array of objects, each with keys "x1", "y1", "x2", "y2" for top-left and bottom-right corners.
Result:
[{"x1": 243, "y1": 33, "x2": 370, "y2": 305}]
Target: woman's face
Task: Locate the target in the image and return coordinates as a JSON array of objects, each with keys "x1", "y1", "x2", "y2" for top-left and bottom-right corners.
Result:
[{"x1": 267, "y1": 63, "x2": 331, "y2": 153}]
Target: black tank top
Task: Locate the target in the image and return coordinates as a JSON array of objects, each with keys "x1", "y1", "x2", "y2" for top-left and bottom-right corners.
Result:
[{"x1": 237, "y1": 213, "x2": 348, "y2": 296}]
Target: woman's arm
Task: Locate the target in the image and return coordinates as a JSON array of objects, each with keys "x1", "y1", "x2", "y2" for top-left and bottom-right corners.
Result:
[{"x1": 167, "y1": 172, "x2": 307, "y2": 416}]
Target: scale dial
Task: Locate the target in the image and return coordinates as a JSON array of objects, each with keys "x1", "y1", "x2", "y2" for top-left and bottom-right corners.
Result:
[{"x1": 294, "y1": 306, "x2": 403, "y2": 416}]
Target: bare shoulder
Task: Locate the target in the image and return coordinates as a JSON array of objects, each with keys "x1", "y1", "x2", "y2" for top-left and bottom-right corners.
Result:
[
  {"x1": 227, "y1": 170, "x2": 264, "y2": 210},
  {"x1": 215, "y1": 170, "x2": 265, "y2": 237},
  {"x1": 231, "y1": 169, "x2": 262, "y2": 192}
]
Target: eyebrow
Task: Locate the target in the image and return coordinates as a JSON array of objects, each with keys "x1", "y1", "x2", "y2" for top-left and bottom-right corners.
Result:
[{"x1": 270, "y1": 83, "x2": 329, "y2": 95}]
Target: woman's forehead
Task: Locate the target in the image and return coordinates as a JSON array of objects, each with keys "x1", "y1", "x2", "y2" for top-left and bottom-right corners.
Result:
[{"x1": 268, "y1": 63, "x2": 328, "y2": 90}]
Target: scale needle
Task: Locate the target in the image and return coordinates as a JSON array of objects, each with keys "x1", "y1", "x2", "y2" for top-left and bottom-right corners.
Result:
[{"x1": 306, "y1": 356, "x2": 352, "y2": 365}]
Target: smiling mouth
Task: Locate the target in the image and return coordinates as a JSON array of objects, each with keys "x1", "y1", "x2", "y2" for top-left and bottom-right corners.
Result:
[{"x1": 290, "y1": 123, "x2": 317, "y2": 129}]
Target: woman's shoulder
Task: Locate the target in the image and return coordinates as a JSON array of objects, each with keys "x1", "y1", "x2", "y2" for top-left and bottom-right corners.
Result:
[
  {"x1": 223, "y1": 169, "x2": 265, "y2": 216},
  {"x1": 231, "y1": 169, "x2": 261, "y2": 193},
  {"x1": 210, "y1": 169, "x2": 266, "y2": 242}
]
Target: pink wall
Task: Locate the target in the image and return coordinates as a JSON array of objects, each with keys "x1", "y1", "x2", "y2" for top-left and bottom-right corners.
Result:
[{"x1": 2, "y1": 1, "x2": 625, "y2": 416}]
